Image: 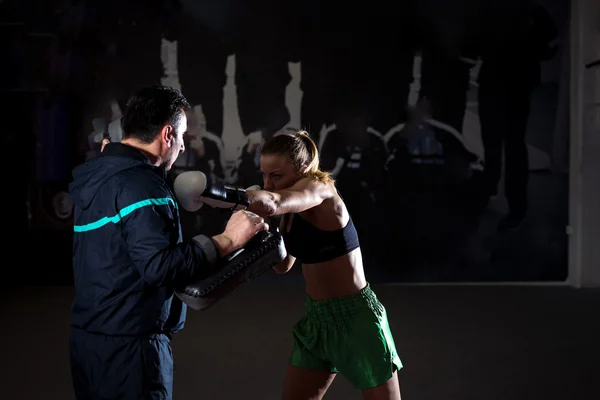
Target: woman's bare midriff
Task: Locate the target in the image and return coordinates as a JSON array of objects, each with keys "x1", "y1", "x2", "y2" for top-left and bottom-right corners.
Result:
[{"x1": 301, "y1": 248, "x2": 368, "y2": 301}]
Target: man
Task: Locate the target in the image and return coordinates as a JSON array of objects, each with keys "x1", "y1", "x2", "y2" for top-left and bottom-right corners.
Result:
[{"x1": 68, "y1": 85, "x2": 267, "y2": 399}]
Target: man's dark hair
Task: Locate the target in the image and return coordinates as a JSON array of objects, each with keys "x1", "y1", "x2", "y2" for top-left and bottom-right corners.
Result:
[{"x1": 121, "y1": 85, "x2": 191, "y2": 143}]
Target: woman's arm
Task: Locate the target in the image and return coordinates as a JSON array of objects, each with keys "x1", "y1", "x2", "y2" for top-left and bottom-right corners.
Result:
[
  {"x1": 247, "y1": 178, "x2": 334, "y2": 217},
  {"x1": 273, "y1": 215, "x2": 296, "y2": 274},
  {"x1": 273, "y1": 254, "x2": 297, "y2": 274}
]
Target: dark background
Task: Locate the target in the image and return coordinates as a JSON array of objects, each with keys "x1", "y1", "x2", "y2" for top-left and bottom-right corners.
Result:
[
  {"x1": 1, "y1": 0, "x2": 570, "y2": 285},
  {"x1": 3, "y1": 2, "x2": 598, "y2": 400}
]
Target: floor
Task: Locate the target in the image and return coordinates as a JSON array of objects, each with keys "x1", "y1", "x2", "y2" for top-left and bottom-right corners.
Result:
[{"x1": 2, "y1": 283, "x2": 598, "y2": 400}]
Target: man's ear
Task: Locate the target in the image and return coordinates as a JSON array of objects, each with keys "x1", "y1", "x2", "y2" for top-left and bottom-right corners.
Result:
[{"x1": 160, "y1": 124, "x2": 174, "y2": 147}]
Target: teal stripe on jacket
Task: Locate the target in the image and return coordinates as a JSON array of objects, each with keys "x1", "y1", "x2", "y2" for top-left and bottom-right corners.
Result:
[{"x1": 73, "y1": 197, "x2": 177, "y2": 233}]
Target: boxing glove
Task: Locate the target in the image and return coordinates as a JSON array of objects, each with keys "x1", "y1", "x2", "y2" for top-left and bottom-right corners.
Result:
[{"x1": 174, "y1": 170, "x2": 250, "y2": 212}]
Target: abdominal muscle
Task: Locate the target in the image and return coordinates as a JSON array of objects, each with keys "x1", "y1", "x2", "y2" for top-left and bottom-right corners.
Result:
[{"x1": 301, "y1": 248, "x2": 368, "y2": 301}]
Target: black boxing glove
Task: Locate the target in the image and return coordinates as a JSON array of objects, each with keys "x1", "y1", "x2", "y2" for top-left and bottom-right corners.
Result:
[{"x1": 173, "y1": 170, "x2": 249, "y2": 212}]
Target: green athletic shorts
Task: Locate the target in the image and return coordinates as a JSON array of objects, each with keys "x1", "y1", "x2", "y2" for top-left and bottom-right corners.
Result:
[{"x1": 288, "y1": 284, "x2": 402, "y2": 389}]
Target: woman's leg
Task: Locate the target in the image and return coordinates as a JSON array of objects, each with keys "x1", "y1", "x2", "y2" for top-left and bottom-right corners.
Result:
[
  {"x1": 282, "y1": 365, "x2": 337, "y2": 400},
  {"x1": 328, "y1": 286, "x2": 403, "y2": 399},
  {"x1": 362, "y1": 370, "x2": 401, "y2": 400}
]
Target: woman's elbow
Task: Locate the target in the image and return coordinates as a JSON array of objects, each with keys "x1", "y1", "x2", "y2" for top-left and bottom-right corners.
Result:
[
  {"x1": 273, "y1": 257, "x2": 295, "y2": 274},
  {"x1": 273, "y1": 266, "x2": 289, "y2": 274},
  {"x1": 273, "y1": 262, "x2": 292, "y2": 274}
]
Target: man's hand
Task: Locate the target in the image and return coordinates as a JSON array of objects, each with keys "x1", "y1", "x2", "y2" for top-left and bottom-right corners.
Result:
[
  {"x1": 211, "y1": 210, "x2": 269, "y2": 257},
  {"x1": 247, "y1": 190, "x2": 277, "y2": 218}
]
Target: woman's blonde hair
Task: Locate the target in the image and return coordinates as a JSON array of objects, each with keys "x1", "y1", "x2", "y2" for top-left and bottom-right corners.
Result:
[{"x1": 260, "y1": 130, "x2": 333, "y2": 183}]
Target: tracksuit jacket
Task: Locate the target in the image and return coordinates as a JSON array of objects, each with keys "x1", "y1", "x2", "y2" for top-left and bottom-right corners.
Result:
[{"x1": 68, "y1": 142, "x2": 218, "y2": 399}]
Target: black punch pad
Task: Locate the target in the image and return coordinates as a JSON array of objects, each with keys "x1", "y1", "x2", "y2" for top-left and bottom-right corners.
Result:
[{"x1": 176, "y1": 226, "x2": 287, "y2": 311}]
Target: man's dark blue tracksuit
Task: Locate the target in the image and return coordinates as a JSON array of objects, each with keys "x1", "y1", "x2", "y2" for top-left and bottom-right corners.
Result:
[{"x1": 68, "y1": 143, "x2": 220, "y2": 399}]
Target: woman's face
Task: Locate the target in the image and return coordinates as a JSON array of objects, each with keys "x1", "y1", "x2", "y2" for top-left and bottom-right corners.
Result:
[{"x1": 260, "y1": 154, "x2": 302, "y2": 191}]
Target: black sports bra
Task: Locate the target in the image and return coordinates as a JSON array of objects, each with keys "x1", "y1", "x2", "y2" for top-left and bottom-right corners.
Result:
[{"x1": 281, "y1": 211, "x2": 360, "y2": 264}]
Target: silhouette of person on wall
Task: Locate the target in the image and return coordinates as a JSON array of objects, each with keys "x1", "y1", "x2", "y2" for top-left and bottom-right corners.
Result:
[
  {"x1": 234, "y1": 0, "x2": 291, "y2": 138},
  {"x1": 477, "y1": 3, "x2": 558, "y2": 231},
  {"x1": 165, "y1": 1, "x2": 229, "y2": 140},
  {"x1": 101, "y1": 0, "x2": 166, "y2": 112}
]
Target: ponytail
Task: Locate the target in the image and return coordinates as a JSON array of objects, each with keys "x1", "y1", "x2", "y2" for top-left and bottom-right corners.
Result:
[
  {"x1": 295, "y1": 131, "x2": 332, "y2": 183},
  {"x1": 260, "y1": 130, "x2": 334, "y2": 183}
]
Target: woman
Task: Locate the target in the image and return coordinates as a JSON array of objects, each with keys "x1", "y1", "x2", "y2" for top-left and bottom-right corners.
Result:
[{"x1": 247, "y1": 131, "x2": 402, "y2": 400}]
